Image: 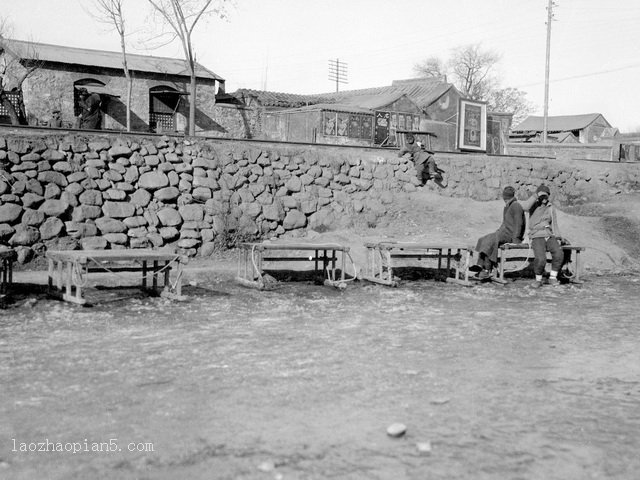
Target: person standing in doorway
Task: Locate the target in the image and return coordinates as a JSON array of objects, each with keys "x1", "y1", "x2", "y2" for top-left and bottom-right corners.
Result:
[{"x1": 77, "y1": 88, "x2": 102, "y2": 130}]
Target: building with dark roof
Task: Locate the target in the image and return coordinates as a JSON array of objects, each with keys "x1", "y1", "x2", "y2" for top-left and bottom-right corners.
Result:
[
  {"x1": 230, "y1": 78, "x2": 511, "y2": 152},
  {"x1": 233, "y1": 78, "x2": 467, "y2": 149},
  {"x1": 0, "y1": 38, "x2": 227, "y2": 134},
  {"x1": 509, "y1": 113, "x2": 612, "y2": 144}
]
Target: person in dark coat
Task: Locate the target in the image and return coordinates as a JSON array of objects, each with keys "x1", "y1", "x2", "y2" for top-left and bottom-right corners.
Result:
[
  {"x1": 472, "y1": 186, "x2": 525, "y2": 280},
  {"x1": 397, "y1": 133, "x2": 421, "y2": 160},
  {"x1": 78, "y1": 88, "x2": 102, "y2": 130}
]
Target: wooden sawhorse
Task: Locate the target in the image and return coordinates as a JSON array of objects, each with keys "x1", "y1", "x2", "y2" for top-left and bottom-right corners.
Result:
[
  {"x1": 497, "y1": 243, "x2": 585, "y2": 284},
  {"x1": 46, "y1": 249, "x2": 187, "y2": 305},
  {"x1": 361, "y1": 241, "x2": 473, "y2": 287},
  {"x1": 236, "y1": 242, "x2": 356, "y2": 290},
  {"x1": 1, "y1": 248, "x2": 16, "y2": 300}
]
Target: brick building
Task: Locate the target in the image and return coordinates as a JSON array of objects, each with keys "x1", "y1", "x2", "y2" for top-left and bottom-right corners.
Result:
[{"x1": 0, "y1": 38, "x2": 227, "y2": 135}]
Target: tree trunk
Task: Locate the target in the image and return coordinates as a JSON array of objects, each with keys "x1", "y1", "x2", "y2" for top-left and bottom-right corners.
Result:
[
  {"x1": 189, "y1": 72, "x2": 196, "y2": 136},
  {"x1": 125, "y1": 72, "x2": 132, "y2": 132}
]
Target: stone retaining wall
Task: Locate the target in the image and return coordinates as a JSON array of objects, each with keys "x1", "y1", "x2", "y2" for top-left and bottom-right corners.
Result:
[{"x1": 1, "y1": 131, "x2": 639, "y2": 262}]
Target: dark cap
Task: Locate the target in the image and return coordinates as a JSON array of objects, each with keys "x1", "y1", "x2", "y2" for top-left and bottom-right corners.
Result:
[
  {"x1": 536, "y1": 184, "x2": 551, "y2": 196},
  {"x1": 52, "y1": 109, "x2": 60, "y2": 114},
  {"x1": 502, "y1": 186, "x2": 515, "y2": 199}
]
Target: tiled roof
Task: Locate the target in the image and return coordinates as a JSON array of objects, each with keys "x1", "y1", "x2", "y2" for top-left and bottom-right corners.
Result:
[
  {"x1": 512, "y1": 113, "x2": 610, "y2": 132},
  {"x1": 2, "y1": 38, "x2": 224, "y2": 81},
  {"x1": 267, "y1": 103, "x2": 374, "y2": 115},
  {"x1": 233, "y1": 78, "x2": 454, "y2": 109}
]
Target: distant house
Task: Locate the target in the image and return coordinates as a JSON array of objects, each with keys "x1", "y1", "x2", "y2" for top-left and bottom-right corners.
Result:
[
  {"x1": 509, "y1": 113, "x2": 612, "y2": 144},
  {"x1": 0, "y1": 38, "x2": 226, "y2": 134},
  {"x1": 232, "y1": 78, "x2": 512, "y2": 153}
]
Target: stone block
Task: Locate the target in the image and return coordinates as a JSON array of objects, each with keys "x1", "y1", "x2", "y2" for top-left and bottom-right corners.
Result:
[
  {"x1": 101, "y1": 201, "x2": 135, "y2": 218},
  {"x1": 79, "y1": 189, "x2": 103, "y2": 206},
  {"x1": 9, "y1": 225, "x2": 39, "y2": 246},
  {"x1": 71, "y1": 205, "x2": 102, "y2": 222},
  {"x1": 39, "y1": 217, "x2": 64, "y2": 240},
  {"x1": 157, "y1": 207, "x2": 182, "y2": 226},
  {"x1": 38, "y1": 199, "x2": 69, "y2": 217},
  {"x1": 95, "y1": 217, "x2": 127, "y2": 234},
  {"x1": 283, "y1": 209, "x2": 306, "y2": 230},
  {"x1": 80, "y1": 236, "x2": 108, "y2": 250},
  {"x1": 22, "y1": 193, "x2": 45, "y2": 209},
  {"x1": 138, "y1": 171, "x2": 169, "y2": 190},
  {"x1": 37, "y1": 171, "x2": 68, "y2": 187},
  {"x1": 154, "y1": 186, "x2": 180, "y2": 202},
  {"x1": 179, "y1": 204, "x2": 204, "y2": 222}
]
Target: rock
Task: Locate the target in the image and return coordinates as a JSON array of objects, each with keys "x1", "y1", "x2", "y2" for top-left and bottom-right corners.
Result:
[
  {"x1": 416, "y1": 441, "x2": 432, "y2": 454},
  {"x1": 154, "y1": 186, "x2": 180, "y2": 201},
  {"x1": 179, "y1": 204, "x2": 204, "y2": 222},
  {"x1": 80, "y1": 236, "x2": 108, "y2": 250},
  {"x1": 78, "y1": 189, "x2": 103, "y2": 206},
  {"x1": 0, "y1": 203, "x2": 23, "y2": 223},
  {"x1": 22, "y1": 209, "x2": 46, "y2": 227},
  {"x1": 9, "y1": 225, "x2": 40, "y2": 246},
  {"x1": 15, "y1": 246, "x2": 34, "y2": 264},
  {"x1": 0, "y1": 224, "x2": 16, "y2": 240},
  {"x1": 72, "y1": 205, "x2": 103, "y2": 222},
  {"x1": 157, "y1": 207, "x2": 183, "y2": 227},
  {"x1": 386, "y1": 423, "x2": 407, "y2": 438},
  {"x1": 37, "y1": 170, "x2": 68, "y2": 187},
  {"x1": 283, "y1": 209, "x2": 306, "y2": 230},
  {"x1": 38, "y1": 199, "x2": 70, "y2": 217},
  {"x1": 102, "y1": 201, "x2": 135, "y2": 218},
  {"x1": 138, "y1": 171, "x2": 169, "y2": 190},
  {"x1": 103, "y1": 233, "x2": 128, "y2": 245},
  {"x1": 131, "y1": 188, "x2": 152, "y2": 207},
  {"x1": 95, "y1": 217, "x2": 127, "y2": 234},
  {"x1": 39, "y1": 217, "x2": 65, "y2": 240}
]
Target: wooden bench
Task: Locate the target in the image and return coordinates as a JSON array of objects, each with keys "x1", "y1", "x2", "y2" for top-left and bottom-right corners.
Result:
[
  {"x1": 361, "y1": 241, "x2": 473, "y2": 287},
  {"x1": 46, "y1": 249, "x2": 187, "y2": 305},
  {"x1": 496, "y1": 243, "x2": 585, "y2": 284},
  {"x1": 1, "y1": 247, "x2": 16, "y2": 298},
  {"x1": 236, "y1": 242, "x2": 356, "y2": 290}
]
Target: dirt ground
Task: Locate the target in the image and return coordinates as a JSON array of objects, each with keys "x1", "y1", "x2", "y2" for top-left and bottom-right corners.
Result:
[{"x1": 2, "y1": 188, "x2": 640, "y2": 480}]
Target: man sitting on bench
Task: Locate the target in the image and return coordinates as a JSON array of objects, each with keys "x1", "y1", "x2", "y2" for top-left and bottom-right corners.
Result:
[{"x1": 472, "y1": 186, "x2": 526, "y2": 280}]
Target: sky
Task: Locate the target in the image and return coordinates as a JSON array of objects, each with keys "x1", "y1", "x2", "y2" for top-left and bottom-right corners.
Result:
[{"x1": 2, "y1": 0, "x2": 640, "y2": 131}]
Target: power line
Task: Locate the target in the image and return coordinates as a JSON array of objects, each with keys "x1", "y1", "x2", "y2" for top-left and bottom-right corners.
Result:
[
  {"x1": 543, "y1": 0, "x2": 556, "y2": 143},
  {"x1": 328, "y1": 58, "x2": 348, "y2": 92}
]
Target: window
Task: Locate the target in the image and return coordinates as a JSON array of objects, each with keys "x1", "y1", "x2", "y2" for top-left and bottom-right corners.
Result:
[
  {"x1": 149, "y1": 86, "x2": 181, "y2": 133},
  {"x1": 0, "y1": 90, "x2": 24, "y2": 124}
]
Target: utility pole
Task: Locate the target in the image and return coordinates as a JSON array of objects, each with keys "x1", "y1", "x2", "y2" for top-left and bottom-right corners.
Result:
[
  {"x1": 328, "y1": 58, "x2": 348, "y2": 92},
  {"x1": 543, "y1": 0, "x2": 555, "y2": 143}
]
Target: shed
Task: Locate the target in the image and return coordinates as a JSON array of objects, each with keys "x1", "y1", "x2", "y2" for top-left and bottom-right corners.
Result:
[{"x1": 510, "y1": 113, "x2": 612, "y2": 144}]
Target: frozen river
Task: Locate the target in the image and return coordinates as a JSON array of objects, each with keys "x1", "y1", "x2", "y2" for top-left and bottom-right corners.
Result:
[{"x1": 1, "y1": 270, "x2": 639, "y2": 479}]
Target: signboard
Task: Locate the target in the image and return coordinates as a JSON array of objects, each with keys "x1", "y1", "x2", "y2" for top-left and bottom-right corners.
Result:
[{"x1": 374, "y1": 111, "x2": 390, "y2": 145}]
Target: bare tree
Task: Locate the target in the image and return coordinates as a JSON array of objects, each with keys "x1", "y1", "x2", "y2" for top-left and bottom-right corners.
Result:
[
  {"x1": 0, "y1": 19, "x2": 41, "y2": 125},
  {"x1": 448, "y1": 44, "x2": 500, "y2": 100},
  {"x1": 88, "y1": 0, "x2": 133, "y2": 131},
  {"x1": 146, "y1": 0, "x2": 230, "y2": 136},
  {"x1": 486, "y1": 87, "x2": 534, "y2": 125},
  {"x1": 414, "y1": 43, "x2": 534, "y2": 119},
  {"x1": 413, "y1": 56, "x2": 446, "y2": 80}
]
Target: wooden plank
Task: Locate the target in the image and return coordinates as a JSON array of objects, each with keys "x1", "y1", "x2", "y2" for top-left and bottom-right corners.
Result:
[{"x1": 242, "y1": 242, "x2": 350, "y2": 252}]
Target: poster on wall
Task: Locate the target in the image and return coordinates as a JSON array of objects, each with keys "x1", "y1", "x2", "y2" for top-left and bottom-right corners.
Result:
[
  {"x1": 457, "y1": 98, "x2": 487, "y2": 152},
  {"x1": 323, "y1": 112, "x2": 337, "y2": 135},
  {"x1": 374, "y1": 111, "x2": 390, "y2": 144}
]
